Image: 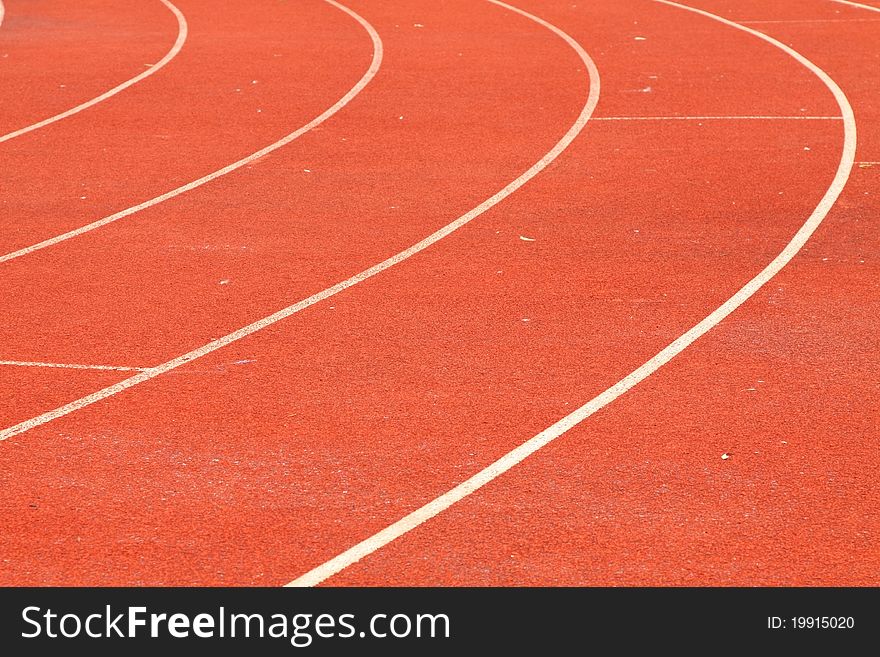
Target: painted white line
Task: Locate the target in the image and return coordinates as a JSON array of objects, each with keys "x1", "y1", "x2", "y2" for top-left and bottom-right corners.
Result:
[
  {"x1": 0, "y1": 360, "x2": 148, "y2": 372},
  {"x1": 0, "y1": 1, "x2": 188, "y2": 144},
  {"x1": 0, "y1": 0, "x2": 600, "y2": 442},
  {"x1": 0, "y1": 1, "x2": 5, "y2": 29},
  {"x1": 742, "y1": 17, "x2": 880, "y2": 23},
  {"x1": 592, "y1": 115, "x2": 842, "y2": 121},
  {"x1": 286, "y1": 0, "x2": 857, "y2": 587},
  {"x1": 828, "y1": 0, "x2": 880, "y2": 15},
  {"x1": 0, "y1": 0, "x2": 377, "y2": 265}
]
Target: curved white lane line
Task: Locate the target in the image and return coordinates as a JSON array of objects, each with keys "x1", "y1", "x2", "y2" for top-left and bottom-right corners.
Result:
[
  {"x1": 0, "y1": 0, "x2": 187, "y2": 145},
  {"x1": 0, "y1": 0, "x2": 599, "y2": 441},
  {"x1": 286, "y1": 0, "x2": 857, "y2": 587},
  {"x1": 0, "y1": 0, "x2": 377, "y2": 265},
  {"x1": 830, "y1": 0, "x2": 880, "y2": 14}
]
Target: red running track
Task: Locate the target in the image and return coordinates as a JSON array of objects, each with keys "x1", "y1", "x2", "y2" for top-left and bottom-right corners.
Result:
[
  {"x1": 0, "y1": 0, "x2": 876, "y2": 585},
  {"x1": 0, "y1": 0, "x2": 182, "y2": 138}
]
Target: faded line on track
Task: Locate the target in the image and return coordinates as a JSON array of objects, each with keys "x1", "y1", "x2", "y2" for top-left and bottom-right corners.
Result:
[
  {"x1": 287, "y1": 0, "x2": 857, "y2": 587},
  {"x1": 592, "y1": 115, "x2": 842, "y2": 120},
  {"x1": 742, "y1": 17, "x2": 880, "y2": 23},
  {"x1": 828, "y1": 0, "x2": 880, "y2": 15},
  {"x1": 0, "y1": 360, "x2": 148, "y2": 372},
  {"x1": 0, "y1": 0, "x2": 380, "y2": 265},
  {"x1": 0, "y1": 0, "x2": 600, "y2": 443},
  {"x1": 0, "y1": 0, "x2": 187, "y2": 144}
]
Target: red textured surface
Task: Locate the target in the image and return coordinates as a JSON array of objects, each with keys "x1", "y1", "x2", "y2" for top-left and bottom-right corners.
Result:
[
  {"x1": 0, "y1": 367, "x2": 128, "y2": 430},
  {"x1": 0, "y1": 0, "x2": 178, "y2": 135},
  {"x1": 0, "y1": 0, "x2": 876, "y2": 586},
  {"x1": 0, "y1": 0, "x2": 369, "y2": 254}
]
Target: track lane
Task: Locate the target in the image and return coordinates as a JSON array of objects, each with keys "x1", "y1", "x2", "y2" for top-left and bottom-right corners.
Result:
[
  {"x1": 0, "y1": 0, "x2": 848, "y2": 585},
  {"x1": 831, "y1": 0, "x2": 880, "y2": 13},
  {"x1": 0, "y1": 0, "x2": 373, "y2": 257},
  {"x1": 703, "y1": 0, "x2": 878, "y2": 21},
  {"x1": 0, "y1": 0, "x2": 842, "y2": 368},
  {"x1": 0, "y1": 0, "x2": 182, "y2": 138},
  {"x1": 0, "y1": 0, "x2": 187, "y2": 144},
  {"x1": 0, "y1": 367, "x2": 129, "y2": 433},
  {"x1": 0, "y1": 0, "x2": 595, "y2": 583},
  {"x1": 0, "y1": 0, "x2": 589, "y2": 377},
  {"x1": 325, "y1": 0, "x2": 878, "y2": 586},
  {"x1": 0, "y1": 0, "x2": 378, "y2": 424}
]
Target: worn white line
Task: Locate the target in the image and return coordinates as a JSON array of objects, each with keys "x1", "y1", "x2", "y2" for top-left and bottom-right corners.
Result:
[
  {"x1": 592, "y1": 115, "x2": 842, "y2": 120},
  {"x1": 0, "y1": 0, "x2": 600, "y2": 443},
  {"x1": 828, "y1": 0, "x2": 880, "y2": 15},
  {"x1": 0, "y1": 360, "x2": 148, "y2": 372},
  {"x1": 0, "y1": 0, "x2": 188, "y2": 144},
  {"x1": 0, "y1": 0, "x2": 376, "y2": 265},
  {"x1": 742, "y1": 17, "x2": 880, "y2": 23},
  {"x1": 0, "y1": 1, "x2": 5, "y2": 29},
  {"x1": 286, "y1": 0, "x2": 857, "y2": 587}
]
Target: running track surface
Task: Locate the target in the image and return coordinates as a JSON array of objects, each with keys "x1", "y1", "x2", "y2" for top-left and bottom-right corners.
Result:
[{"x1": 0, "y1": 0, "x2": 877, "y2": 586}]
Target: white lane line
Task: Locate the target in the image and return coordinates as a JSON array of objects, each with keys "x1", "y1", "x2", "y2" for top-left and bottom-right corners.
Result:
[
  {"x1": 0, "y1": 1, "x2": 5, "y2": 29},
  {"x1": 742, "y1": 17, "x2": 880, "y2": 23},
  {"x1": 286, "y1": 0, "x2": 856, "y2": 587},
  {"x1": 0, "y1": 0, "x2": 377, "y2": 265},
  {"x1": 0, "y1": 360, "x2": 148, "y2": 372},
  {"x1": 0, "y1": 1, "x2": 188, "y2": 144},
  {"x1": 592, "y1": 115, "x2": 842, "y2": 120},
  {"x1": 828, "y1": 0, "x2": 880, "y2": 15},
  {"x1": 0, "y1": 0, "x2": 600, "y2": 442}
]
